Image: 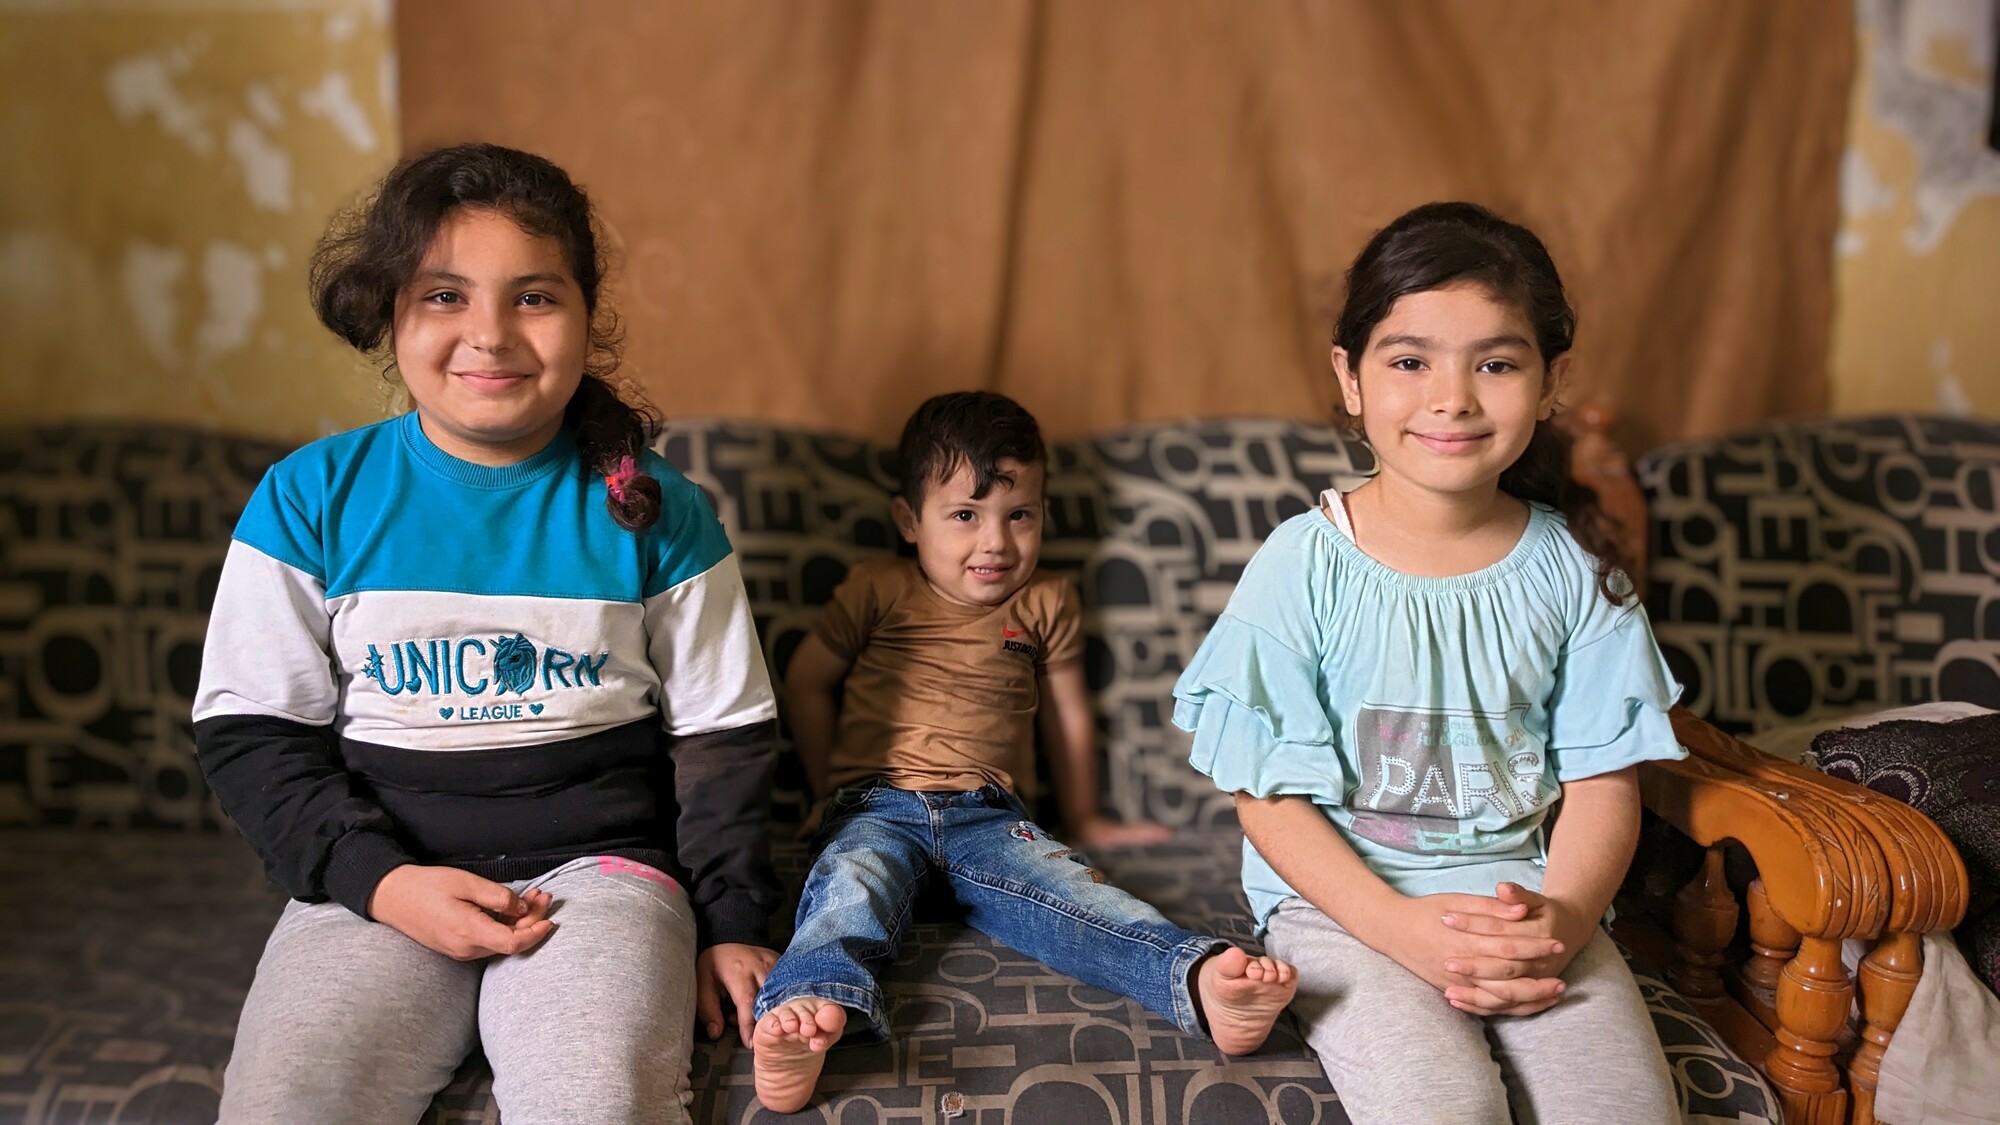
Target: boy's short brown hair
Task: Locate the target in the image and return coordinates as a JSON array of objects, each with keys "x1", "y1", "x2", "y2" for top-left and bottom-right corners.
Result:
[{"x1": 896, "y1": 392, "x2": 1047, "y2": 506}]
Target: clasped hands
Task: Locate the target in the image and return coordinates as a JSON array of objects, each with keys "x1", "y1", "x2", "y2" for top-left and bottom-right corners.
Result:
[{"x1": 1392, "y1": 882, "x2": 1590, "y2": 1017}]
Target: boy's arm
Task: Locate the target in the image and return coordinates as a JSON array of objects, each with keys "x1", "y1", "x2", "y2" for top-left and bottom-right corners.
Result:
[
  {"x1": 1037, "y1": 664, "x2": 1170, "y2": 848},
  {"x1": 1234, "y1": 791, "x2": 1565, "y2": 1014},
  {"x1": 783, "y1": 632, "x2": 853, "y2": 801}
]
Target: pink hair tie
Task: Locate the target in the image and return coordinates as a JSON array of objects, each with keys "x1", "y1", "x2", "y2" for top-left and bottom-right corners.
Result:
[{"x1": 605, "y1": 455, "x2": 638, "y2": 503}]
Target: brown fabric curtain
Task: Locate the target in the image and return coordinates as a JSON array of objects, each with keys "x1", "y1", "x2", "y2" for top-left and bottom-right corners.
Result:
[{"x1": 398, "y1": 2, "x2": 1851, "y2": 449}]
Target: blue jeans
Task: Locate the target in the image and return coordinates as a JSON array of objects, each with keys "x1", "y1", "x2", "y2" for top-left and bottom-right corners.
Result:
[{"x1": 755, "y1": 782, "x2": 1224, "y2": 1037}]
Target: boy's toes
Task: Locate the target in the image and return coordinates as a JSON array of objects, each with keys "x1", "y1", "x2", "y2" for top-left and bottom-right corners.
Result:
[
  {"x1": 1197, "y1": 949, "x2": 1299, "y2": 1057},
  {"x1": 753, "y1": 1001, "x2": 846, "y2": 1114}
]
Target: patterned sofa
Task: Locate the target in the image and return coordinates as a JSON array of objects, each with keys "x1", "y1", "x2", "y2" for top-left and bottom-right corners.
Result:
[
  {"x1": 1630, "y1": 415, "x2": 1995, "y2": 1125},
  {"x1": 2, "y1": 420, "x2": 1787, "y2": 1124}
]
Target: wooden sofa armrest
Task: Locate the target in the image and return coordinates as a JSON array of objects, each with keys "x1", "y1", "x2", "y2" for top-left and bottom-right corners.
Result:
[
  {"x1": 1638, "y1": 718, "x2": 1892, "y2": 1125},
  {"x1": 1671, "y1": 712, "x2": 1970, "y2": 936},
  {"x1": 1669, "y1": 709, "x2": 1969, "y2": 1124}
]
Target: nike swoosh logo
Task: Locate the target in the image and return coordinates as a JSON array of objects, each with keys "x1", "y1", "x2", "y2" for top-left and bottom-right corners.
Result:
[{"x1": 1001, "y1": 627, "x2": 1024, "y2": 638}]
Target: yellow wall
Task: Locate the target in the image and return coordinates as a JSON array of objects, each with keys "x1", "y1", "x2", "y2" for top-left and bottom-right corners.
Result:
[
  {"x1": 0, "y1": 0, "x2": 396, "y2": 442},
  {"x1": 1832, "y1": 0, "x2": 2000, "y2": 417}
]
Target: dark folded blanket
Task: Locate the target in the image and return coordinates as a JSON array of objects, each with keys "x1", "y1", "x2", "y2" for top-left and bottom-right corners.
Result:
[{"x1": 1813, "y1": 713, "x2": 2000, "y2": 995}]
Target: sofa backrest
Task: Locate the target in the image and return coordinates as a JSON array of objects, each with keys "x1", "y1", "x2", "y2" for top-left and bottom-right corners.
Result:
[
  {"x1": 1637, "y1": 415, "x2": 2000, "y2": 734},
  {"x1": 0, "y1": 425, "x2": 291, "y2": 829},
  {"x1": 2, "y1": 418, "x2": 1373, "y2": 832}
]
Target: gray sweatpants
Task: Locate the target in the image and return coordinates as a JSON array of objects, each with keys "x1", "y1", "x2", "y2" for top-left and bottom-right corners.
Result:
[
  {"x1": 220, "y1": 855, "x2": 699, "y2": 1125},
  {"x1": 1264, "y1": 898, "x2": 1678, "y2": 1125}
]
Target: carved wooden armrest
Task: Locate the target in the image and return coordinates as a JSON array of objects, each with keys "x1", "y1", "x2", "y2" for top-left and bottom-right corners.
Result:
[
  {"x1": 1667, "y1": 708, "x2": 1969, "y2": 1124},
  {"x1": 1638, "y1": 730, "x2": 1891, "y2": 1125},
  {"x1": 1670, "y1": 710, "x2": 1970, "y2": 936}
]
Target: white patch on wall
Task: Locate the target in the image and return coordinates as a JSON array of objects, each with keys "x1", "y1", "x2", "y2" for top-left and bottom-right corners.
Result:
[
  {"x1": 122, "y1": 242, "x2": 188, "y2": 371},
  {"x1": 1843, "y1": 149, "x2": 1900, "y2": 216},
  {"x1": 0, "y1": 229, "x2": 93, "y2": 329},
  {"x1": 1937, "y1": 373, "x2": 1974, "y2": 415},
  {"x1": 379, "y1": 53, "x2": 398, "y2": 131},
  {"x1": 1929, "y1": 338, "x2": 1976, "y2": 416},
  {"x1": 1838, "y1": 148, "x2": 1901, "y2": 255},
  {"x1": 195, "y1": 241, "x2": 262, "y2": 364},
  {"x1": 227, "y1": 119, "x2": 293, "y2": 211},
  {"x1": 105, "y1": 48, "x2": 212, "y2": 155},
  {"x1": 1854, "y1": 0, "x2": 2000, "y2": 253},
  {"x1": 300, "y1": 71, "x2": 378, "y2": 154},
  {"x1": 1897, "y1": 0, "x2": 1996, "y2": 75},
  {"x1": 326, "y1": 11, "x2": 359, "y2": 42},
  {"x1": 246, "y1": 81, "x2": 285, "y2": 128}
]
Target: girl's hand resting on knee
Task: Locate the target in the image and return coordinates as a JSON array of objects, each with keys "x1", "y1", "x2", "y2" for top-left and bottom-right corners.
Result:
[{"x1": 368, "y1": 865, "x2": 555, "y2": 961}]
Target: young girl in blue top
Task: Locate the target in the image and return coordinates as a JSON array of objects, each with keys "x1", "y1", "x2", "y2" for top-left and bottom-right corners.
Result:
[
  {"x1": 1174, "y1": 202, "x2": 1684, "y2": 1124},
  {"x1": 195, "y1": 144, "x2": 779, "y2": 1124}
]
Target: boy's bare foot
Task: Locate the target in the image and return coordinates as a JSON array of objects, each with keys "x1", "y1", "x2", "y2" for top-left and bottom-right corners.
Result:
[
  {"x1": 752, "y1": 997, "x2": 847, "y2": 1113},
  {"x1": 1196, "y1": 946, "x2": 1297, "y2": 1055}
]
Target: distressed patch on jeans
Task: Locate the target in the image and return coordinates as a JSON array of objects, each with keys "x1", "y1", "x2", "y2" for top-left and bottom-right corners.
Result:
[{"x1": 1009, "y1": 822, "x2": 1039, "y2": 841}]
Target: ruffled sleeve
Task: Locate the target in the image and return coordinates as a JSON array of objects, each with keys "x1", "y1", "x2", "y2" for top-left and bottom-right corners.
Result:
[
  {"x1": 1173, "y1": 615, "x2": 1346, "y2": 803},
  {"x1": 1545, "y1": 599, "x2": 1687, "y2": 781}
]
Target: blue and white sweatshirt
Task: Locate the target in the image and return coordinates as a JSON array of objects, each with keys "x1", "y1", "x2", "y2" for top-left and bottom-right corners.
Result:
[{"x1": 192, "y1": 412, "x2": 780, "y2": 947}]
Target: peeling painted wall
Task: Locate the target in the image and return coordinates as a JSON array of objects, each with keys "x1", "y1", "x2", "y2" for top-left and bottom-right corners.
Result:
[
  {"x1": 0, "y1": 0, "x2": 398, "y2": 441},
  {"x1": 1832, "y1": 0, "x2": 2000, "y2": 418}
]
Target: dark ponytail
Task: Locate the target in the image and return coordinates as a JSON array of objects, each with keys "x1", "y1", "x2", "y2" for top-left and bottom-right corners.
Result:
[
  {"x1": 567, "y1": 374, "x2": 662, "y2": 530},
  {"x1": 309, "y1": 142, "x2": 665, "y2": 531},
  {"x1": 1333, "y1": 202, "x2": 1633, "y2": 604}
]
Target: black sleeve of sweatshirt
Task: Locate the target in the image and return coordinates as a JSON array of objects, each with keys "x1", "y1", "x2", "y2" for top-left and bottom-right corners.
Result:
[
  {"x1": 667, "y1": 718, "x2": 780, "y2": 949},
  {"x1": 194, "y1": 712, "x2": 413, "y2": 918}
]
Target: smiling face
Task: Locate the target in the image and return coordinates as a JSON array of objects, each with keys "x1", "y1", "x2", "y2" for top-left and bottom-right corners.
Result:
[
  {"x1": 1334, "y1": 280, "x2": 1565, "y2": 502},
  {"x1": 390, "y1": 208, "x2": 589, "y2": 466},
  {"x1": 893, "y1": 458, "x2": 1047, "y2": 608}
]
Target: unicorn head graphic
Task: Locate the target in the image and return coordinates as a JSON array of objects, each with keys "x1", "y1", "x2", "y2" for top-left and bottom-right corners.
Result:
[{"x1": 491, "y1": 633, "x2": 538, "y2": 695}]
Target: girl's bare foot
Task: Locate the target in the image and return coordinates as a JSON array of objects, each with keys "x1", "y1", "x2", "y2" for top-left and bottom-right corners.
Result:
[
  {"x1": 751, "y1": 997, "x2": 847, "y2": 1113},
  {"x1": 1196, "y1": 946, "x2": 1298, "y2": 1055}
]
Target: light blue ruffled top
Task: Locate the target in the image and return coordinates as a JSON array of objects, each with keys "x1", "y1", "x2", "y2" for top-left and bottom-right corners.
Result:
[{"x1": 1172, "y1": 497, "x2": 1686, "y2": 931}]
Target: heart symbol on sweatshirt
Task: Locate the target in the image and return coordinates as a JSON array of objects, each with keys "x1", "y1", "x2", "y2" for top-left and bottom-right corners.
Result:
[
  {"x1": 529, "y1": 703, "x2": 545, "y2": 715},
  {"x1": 438, "y1": 707, "x2": 453, "y2": 719}
]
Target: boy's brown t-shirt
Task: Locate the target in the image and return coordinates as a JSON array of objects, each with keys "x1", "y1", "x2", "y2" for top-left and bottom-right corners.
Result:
[{"x1": 813, "y1": 557, "x2": 1084, "y2": 797}]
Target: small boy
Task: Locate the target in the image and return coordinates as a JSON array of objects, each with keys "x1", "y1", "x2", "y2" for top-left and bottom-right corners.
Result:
[{"x1": 751, "y1": 392, "x2": 1297, "y2": 1113}]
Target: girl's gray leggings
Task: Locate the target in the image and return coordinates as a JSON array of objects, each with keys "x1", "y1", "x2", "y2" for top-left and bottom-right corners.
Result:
[{"x1": 219, "y1": 854, "x2": 698, "y2": 1125}]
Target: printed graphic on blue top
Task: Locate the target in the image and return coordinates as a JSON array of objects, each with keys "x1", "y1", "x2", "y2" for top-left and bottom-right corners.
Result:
[
  {"x1": 1348, "y1": 703, "x2": 1555, "y2": 855},
  {"x1": 359, "y1": 633, "x2": 611, "y2": 698}
]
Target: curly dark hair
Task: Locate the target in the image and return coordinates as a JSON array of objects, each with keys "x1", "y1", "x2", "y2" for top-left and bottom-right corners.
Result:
[
  {"x1": 896, "y1": 391, "x2": 1047, "y2": 508},
  {"x1": 308, "y1": 143, "x2": 662, "y2": 530},
  {"x1": 1333, "y1": 201, "x2": 1631, "y2": 604}
]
